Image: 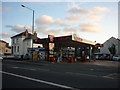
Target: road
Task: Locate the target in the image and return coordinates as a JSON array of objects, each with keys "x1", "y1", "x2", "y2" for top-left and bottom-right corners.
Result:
[{"x1": 1, "y1": 60, "x2": 120, "y2": 89}]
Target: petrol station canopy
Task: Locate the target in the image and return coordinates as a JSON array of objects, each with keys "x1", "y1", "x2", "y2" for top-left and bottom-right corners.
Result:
[{"x1": 33, "y1": 34, "x2": 96, "y2": 48}]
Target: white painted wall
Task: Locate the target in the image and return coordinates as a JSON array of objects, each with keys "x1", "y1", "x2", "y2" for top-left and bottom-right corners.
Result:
[
  {"x1": 12, "y1": 36, "x2": 43, "y2": 56},
  {"x1": 33, "y1": 43, "x2": 43, "y2": 48},
  {"x1": 100, "y1": 37, "x2": 120, "y2": 55},
  {"x1": 11, "y1": 36, "x2": 25, "y2": 56},
  {"x1": 23, "y1": 39, "x2": 32, "y2": 55}
]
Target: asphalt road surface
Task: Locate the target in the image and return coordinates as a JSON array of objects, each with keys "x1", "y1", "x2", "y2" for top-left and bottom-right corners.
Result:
[{"x1": 1, "y1": 60, "x2": 120, "y2": 89}]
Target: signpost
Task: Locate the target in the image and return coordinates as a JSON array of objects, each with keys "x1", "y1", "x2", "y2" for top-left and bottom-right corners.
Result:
[{"x1": 48, "y1": 35, "x2": 55, "y2": 60}]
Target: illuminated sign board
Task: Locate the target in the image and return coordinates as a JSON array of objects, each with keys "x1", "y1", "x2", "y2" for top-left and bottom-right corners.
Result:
[
  {"x1": 48, "y1": 35, "x2": 54, "y2": 43},
  {"x1": 49, "y1": 43, "x2": 55, "y2": 50},
  {"x1": 72, "y1": 34, "x2": 96, "y2": 45},
  {"x1": 54, "y1": 36, "x2": 72, "y2": 42}
]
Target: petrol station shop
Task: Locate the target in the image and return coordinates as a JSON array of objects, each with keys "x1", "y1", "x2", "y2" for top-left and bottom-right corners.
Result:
[{"x1": 33, "y1": 34, "x2": 96, "y2": 62}]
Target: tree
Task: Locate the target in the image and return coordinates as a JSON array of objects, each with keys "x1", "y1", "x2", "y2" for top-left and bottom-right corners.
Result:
[
  {"x1": 92, "y1": 47, "x2": 100, "y2": 54},
  {"x1": 108, "y1": 44, "x2": 116, "y2": 56}
]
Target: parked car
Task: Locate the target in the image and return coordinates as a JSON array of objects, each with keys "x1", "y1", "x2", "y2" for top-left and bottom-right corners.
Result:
[
  {"x1": 112, "y1": 55, "x2": 120, "y2": 61},
  {"x1": 23, "y1": 54, "x2": 30, "y2": 60},
  {"x1": 98, "y1": 56, "x2": 105, "y2": 60},
  {"x1": 14, "y1": 55, "x2": 21, "y2": 60},
  {"x1": 76, "y1": 56, "x2": 81, "y2": 60},
  {"x1": 0, "y1": 56, "x2": 3, "y2": 62}
]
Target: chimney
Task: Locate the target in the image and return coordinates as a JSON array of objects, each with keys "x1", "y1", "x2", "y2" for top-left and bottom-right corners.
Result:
[
  {"x1": 34, "y1": 31, "x2": 37, "y2": 38},
  {"x1": 25, "y1": 29, "x2": 28, "y2": 36}
]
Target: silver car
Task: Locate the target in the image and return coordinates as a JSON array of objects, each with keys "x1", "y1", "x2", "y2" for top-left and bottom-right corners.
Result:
[
  {"x1": 0, "y1": 56, "x2": 3, "y2": 62},
  {"x1": 112, "y1": 55, "x2": 120, "y2": 61}
]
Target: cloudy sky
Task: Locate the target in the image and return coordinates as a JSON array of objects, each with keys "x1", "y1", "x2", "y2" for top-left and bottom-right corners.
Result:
[{"x1": 1, "y1": 0, "x2": 119, "y2": 45}]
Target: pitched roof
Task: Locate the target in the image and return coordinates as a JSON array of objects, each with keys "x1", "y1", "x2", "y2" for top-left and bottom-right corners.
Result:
[
  {"x1": 103, "y1": 37, "x2": 120, "y2": 44},
  {"x1": 23, "y1": 35, "x2": 40, "y2": 41},
  {"x1": 11, "y1": 31, "x2": 32, "y2": 38},
  {"x1": 0, "y1": 40, "x2": 7, "y2": 43}
]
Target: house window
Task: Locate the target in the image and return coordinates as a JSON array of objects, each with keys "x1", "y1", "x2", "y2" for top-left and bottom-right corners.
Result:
[
  {"x1": 12, "y1": 46, "x2": 13, "y2": 54},
  {"x1": 17, "y1": 38, "x2": 18, "y2": 43},
  {"x1": 17, "y1": 46, "x2": 19, "y2": 52},
  {"x1": 13, "y1": 39, "x2": 14, "y2": 44},
  {"x1": 15, "y1": 39, "x2": 16, "y2": 44},
  {"x1": 6, "y1": 49, "x2": 8, "y2": 52},
  {"x1": 14, "y1": 46, "x2": 16, "y2": 52}
]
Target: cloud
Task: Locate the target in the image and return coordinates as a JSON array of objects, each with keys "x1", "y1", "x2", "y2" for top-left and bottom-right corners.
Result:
[
  {"x1": 92, "y1": 7, "x2": 109, "y2": 13},
  {"x1": 88, "y1": 14, "x2": 102, "y2": 21},
  {"x1": 67, "y1": 2, "x2": 88, "y2": 15},
  {"x1": 53, "y1": 19, "x2": 63, "y2": 25},
  {"x1": 1, "y1": 32, "x2": 11, "y2": 38},
  {"x1": 87, "y1": 7, "x2": 110, "y2": 22},
  {"x1": 66, "y1": 3, "x2": 109, "y2": 22},
  {"x1": 35, "y1": 15, "x2": 54, "y2": 25},
  {"x1": 35, "y1": 15, "x2": 67, "y2": 27},
  {"x1": 64, "y1": 16, "x2": 81, "y2": 23},
  {"x1": 6, "y1": 4, "x2": 108, "y2": 37},
  {"x1": 6, "y1": 24, "x2": 32, "y2": 33},
  {"x1": 79, "y1": 23, "x2": 103, "y2": 33},
  {"x1": 67, "y1": 8, "x2": 89, "y2": 15}
]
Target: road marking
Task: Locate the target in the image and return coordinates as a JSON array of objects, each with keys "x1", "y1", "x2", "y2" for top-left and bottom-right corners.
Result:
[
  {"x1": 38, "y1": 68, "x2": 50, "y2": 71},
  {"x1": 66, "y1": 72, "x2": 99, "y2": 77},
  {"x1": 102, "y1": 73, "x2": 119, "y2": 79},
  {"x1": 90, "y1": 69, "x2": 94, "y2": 71},
  {"x1": 0, "y1": 71, "x2": 79, "y2": 90},
  {"x1": 102, "y1": 76, "x2": 114, "y2": 79},
  {"x1": 11, "y1": 67, "x2": 50, "y2": 71},
  {"x1": 66, "y1": 72, "x2": 117, "y2": 80},
  {"x1": 11, "y1": 67, "x2": 36, "y2": 71},
  {"x1": 11, "y1": 67, "x2": 20, "y2": 69}
]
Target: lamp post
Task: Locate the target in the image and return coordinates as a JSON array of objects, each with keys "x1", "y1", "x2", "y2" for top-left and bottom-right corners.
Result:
[
  {"x1": 21, "y1": 4, "x2": 34, "y2": 48},
  {"x1": 21, "y1": 5, "x2": 35, "y2": 60}
]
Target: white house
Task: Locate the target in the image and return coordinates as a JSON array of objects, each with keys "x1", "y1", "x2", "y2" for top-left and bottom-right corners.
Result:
[
  {"x1": 100, "y1": 37, "x2": 120, "y2": 55},
  {"x1": 11, "y1": 29, "x2": 43, "y2": 57}
]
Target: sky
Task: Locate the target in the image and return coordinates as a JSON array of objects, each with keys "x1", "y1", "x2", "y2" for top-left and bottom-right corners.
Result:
[{"x1": 0, "y1": 0, "x2": 119, "y2": 45}]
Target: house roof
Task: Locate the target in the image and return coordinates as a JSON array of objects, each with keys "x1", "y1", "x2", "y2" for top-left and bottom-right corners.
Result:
[
  {"x1": 23, "y1": 35, "x2": 40, "y2": 41},
  {"x1": 11, "y1": 31, "x2": 32, "y2": 38},
  {"x1": 0, "y1": 40, "x2": 7, "y2": 43},
  {"x1": 103, "y1": 37, "x2": 120, "y2": 44},
  {"x1": 11, "y1": 30, "x2": 40, "y2": 41},
  {"x1": 117, "y1": 38, "x2": 120, "y2": 41}
]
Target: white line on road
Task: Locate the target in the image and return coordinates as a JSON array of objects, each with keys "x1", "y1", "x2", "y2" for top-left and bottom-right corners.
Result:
[
  {"x1": 11, "y1": 67, "x2": 50, "y2": 71},
  {"x1": 66, "y1": 72, "x2": 99, "y2": 77},
  {"x1": 65, "y1": 72, "x2": 116, "y2": 79},
  {"x1": 0, "y1": 71, "x2": 79, "y2": 90},
  {"x1": 11, "y1": 67, "x2": 36, "y2": 71},
  {"x1": 11, "y1": 67, "x2": 20, "y2": 69}
]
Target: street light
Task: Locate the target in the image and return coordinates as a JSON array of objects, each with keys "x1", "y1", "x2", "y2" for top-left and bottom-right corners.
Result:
[
  {"x1": 21, "y1": 4, "x2": 34, "y2": 49},
  {"x1": 21, "y1": 4, "x2": 35, "y2": 60}
]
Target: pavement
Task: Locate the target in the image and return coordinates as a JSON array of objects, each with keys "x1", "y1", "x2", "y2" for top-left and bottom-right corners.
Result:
[{"x1": 19, "y1": 59, "x2": 120, "y2": 68}]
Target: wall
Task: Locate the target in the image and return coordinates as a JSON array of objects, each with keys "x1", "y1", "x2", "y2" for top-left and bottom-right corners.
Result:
[
  {"x1": 0, "y1": 41, "x2": 7, "y2": 55},
  {"x1": 100, "y1": 37, "x2": 119, "y2": 55},
  {"x1": 5, "y1": 47, "x2": 11, "y2": 55},
  {"x1": 23, "y1": 39, "x2": 32, "y2": 55},
  {"x1": 11, "y1": 36, "x2": 25, "y2": 56}
]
